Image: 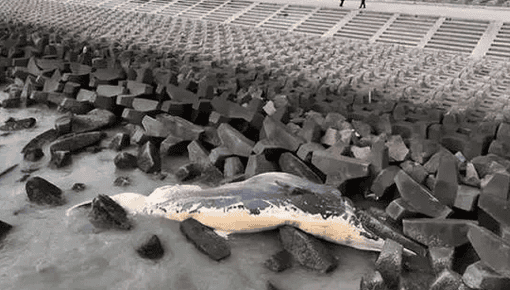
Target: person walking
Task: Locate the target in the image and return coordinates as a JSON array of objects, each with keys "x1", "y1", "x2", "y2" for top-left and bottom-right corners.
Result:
[
  {"x1": 339, "y1": 0, "x2": 345, "y2": 6},
  {"x1": 359, "y1": 0, "x2": 366, "y2": 8}
]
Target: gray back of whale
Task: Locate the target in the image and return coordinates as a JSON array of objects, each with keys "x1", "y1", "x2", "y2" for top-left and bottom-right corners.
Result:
[{"x1": 147, "y1": 172, "x2": 353, "y2": 220}]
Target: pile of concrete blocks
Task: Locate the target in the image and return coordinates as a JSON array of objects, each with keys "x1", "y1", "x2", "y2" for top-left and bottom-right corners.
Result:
[{"x1": 1, "y1": 4, "x2": 510, "y2": 288}]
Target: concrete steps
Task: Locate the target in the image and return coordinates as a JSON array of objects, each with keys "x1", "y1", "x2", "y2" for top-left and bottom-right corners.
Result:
[
  {"x1": 259, "y1": 4, "x2": 315, "y2": 31},
  {"x1": 134, "y1": 0, "x2": 175, "y2": 14},
  {"x1": 486, "y1": 22, "x2": 510, "y2": 60},
  {"x1": 293, "y1": 7, "x2": 350, "y2": 35},
  {"x1": 375, "y1": 14, "x2": 439, "y2": 47},
  {"x1": 230, "y1": 2, "x2": 283, "y2": 26},
  {"x1": 157, "y1": 0, "x2": 201, "y2": 16},
  {"x1": 334, "y1": 11, "x2": 393, "y2": 41},
  {"x1": 203, "y1": 0, "x2": 253, "y2": 22},
  {"x1": 179, "y1": 0, "x2": 227, "y2": 19},
  {"x1": 425, "y1": 18, "x2": 490, "y2": 54}
]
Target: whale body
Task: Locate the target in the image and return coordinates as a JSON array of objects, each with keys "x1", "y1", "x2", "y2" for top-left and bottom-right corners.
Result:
[{"x1": 67, "y1": 172, "x2": 385, "y2": 252}]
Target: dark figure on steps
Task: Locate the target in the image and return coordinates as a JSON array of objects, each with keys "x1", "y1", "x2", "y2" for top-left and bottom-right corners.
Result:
[
  {"x1": 359, "y1": 0, "x2": 366, "y2": 8},
  {"x1": 340, "y1": 0, "x2": 345, "y2": 6}
]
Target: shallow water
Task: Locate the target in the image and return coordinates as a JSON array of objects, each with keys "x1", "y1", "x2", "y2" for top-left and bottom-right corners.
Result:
[{"x1": 0, "y1": 101, "x2": 377, "y2": 290}]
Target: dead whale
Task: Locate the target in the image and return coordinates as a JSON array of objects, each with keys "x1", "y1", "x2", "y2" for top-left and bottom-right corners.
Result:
[{"x1": 67, "y1": 172, "x2": 385, "y2": 252}]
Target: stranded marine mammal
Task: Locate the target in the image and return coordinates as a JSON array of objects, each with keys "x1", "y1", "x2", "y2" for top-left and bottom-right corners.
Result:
[{"x1": 67, "y1": 172, "x2": 385, "y2": 252}]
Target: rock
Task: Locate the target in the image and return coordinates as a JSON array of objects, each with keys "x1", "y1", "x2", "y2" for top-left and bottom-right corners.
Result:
[
  {"x1": 386, "y1": 135, "x2": 409, "y2": 162},
  {"x1": 116, "y1": 94, "x2": 136, "y2": 107},
  {"x1": 462, "y1": 162, "x2": 481, "y2": 188},
  {"x1": 160, "y1": 100, "x2": 193, "y2": 118},
  {"x1": 298, "y1": 119, "x2": 322, "y2": 143},
  {"x1": 395, "y1": 170, "x2": 453, "y2": 218},
  {"x1": 477, "y1": 193, "x2": 510, "y2": 231},
  {"x1": 108, "y1": 133, "x2": 130, "y2": 151},
  {"x1": 142, "y1": 115, "x2": 172, "y2": 138},
  {"x1": 278, "y1": 152, "x2": 323, "y2": 184},
  {"x1": 137, "y1": 141, "x2": 161, "y2": 173},
  {"x1": 357, "y1": 209, "x2": 428, "y2": 256},
  {"x1": 179, "y1": 217, "x2": 231, "y2": 261},
  {"x1": 166, "y1": 84, "x2": 198, "y2": 104},
  {"x1": 264, "y1": 250, "x2": 293, "y2": 272},
  {"x1": 481, "y1": 171, "x2": 510, "y2": 200},
  {"x1": 50, "y1": 150, "x2": 72, "y2": 168},
  {"x1": 25, "y1": 176, "x2": 65, "y2": 206},
  {"x1": 434, "y1": 156, "x2": 459, "y2": 207},
  {"x1": 262, "y1": 116, "x2": 306, "y2": 152},
  {"x1": 113, "y1": 176, "x2": 131, "y2": 187},
  {"x1": 252, "y1": 139, "x2": 287, "y2": 160},
  {"x1": 200, "y1": 126, "x2": 222, "y2": 148},
  {"x1": 50, "y1": 131, "x2": 106, "y2": 153},
  {"x1": 1, "y1": 98, "x2": 21, "y2": 108},
  {"x1": 370, "y1": 136, "x2": 389, "y2": 175},
  {"x1": 351, "y1": 146, "x2": 372, "y2": 161},
  {"x1": 472, "y1": 154, "x2": 510, "y2": 179},
  {"x1": 187, "y1": 140, "x2": 211, "y2": 166},
  {"x1": 0, "y1": 219, "x2": 13, "y2": 240},
  {"x1": 321, "y1": 128, "x2": 343, "y2": 146},
  {"x1": 96, "y1": 84, "x2": 126, "y2": 98},
  {"x1": 121, "y1": 108, "x2": 147, "y2": 125},
  {"x1": 136, "y1": 235, "x2": 165, "y2": 260},
  {"x1": 0, "y1": 117, "x2": 36, "y2": 131},
  {"x1": 156, "y1": 114, "x2": 204, "y2": 141},
  {"x1": 71, "y1": 183, "x2": 86, "y2": 192},
  {"x1": 352, "y1": 120, "x2": 373, "y2": 138},
  {"x1": 24, "y1": 147, "x2": 44, "y2": 162},
  {"x1": 409, "y1": 138, "x2": 441, "y2": 165},
  {"x1": 454, "y1": 185, "x2": 480, "y2": 212},
  {"x1": 92, "y1": 68, "x2": 125, "y2": 83},
  {"x1": 403, "y1": 218, "x2": 476, "y2": 247},
  {"x1": 488, "y1": 139, "x2": 510, "y2": 160},
  {"x1": 400, "y1": 160, "x2": 428, "y2": 184},
  {"x1": 76, "y1": 88, "x2": 97, "y2": 103},
  {"x1": 429, "y1": 268, "x2": 463, "y2": 290},
  {"x1": 132, "y1": 98, "x2": 160, "y2": 112},
  {"x1": 424, "y1": 149, "x2": 458, "y2": 175},
  {"x1": 42, "y1": 69, "x2": 62, "y2": 93},
  {"x1": 221, "y1": 156, "x2": 243, "y2": 177},
  {"x1": 312, "y1": 149, "x2": 370, "y2": 187},
  {"x1": 71, "y1": 109, "x2": 116, "y2": 133},
  {"x1": 160, "y1": 135, "x2": 188, "y2": 156},
  {"x1": 88, "y1": 194, "x2": 132, "y2": 230},
  {"x1": 217, "y1": 123, "x2": 255, "y2": 157},
  {"x1": 47, "y1": 92, "x2": 70, "y2": 106},
  {"x1": 296, "y1": 142, "x2": 325, "y2": 163},
  {"x1": 399, "y1": 270, "x2": 435, "y2": 290},
  {"x1": 245, "y1": 154, "x2": 279, "y2": 178},
  {"x1": 375, "y1": 239, "x2": 402, "y2": 287},
  {"x1": 468, "y1": 225, "x2": 510, "y2": 278},
  {"x1": 58, "y1": 97, "x2": 94, "y2": 114},
  {"x1": 114, "y1": 152, "x2": 138, "y2": 169},
  {"x1": 29, "y1": 91, "x2": 49, "y2": 104},
  {"x1": 496, "y1": 122, "x2": 510, "y2": 144},
  {"x1": 429, "y1": 247, "x2": 455, "y2": 274},
  {"x1": 63, "y1": 82, "x2": 81, "y2": 97},
  {"x1": 371, "y1": 166, "x2": 400, "y2": 199},
  {"x1": 278, "y1": 225, "x2": 337, "y2": 273},
  {"x1": 385, "y1": 198, "x2": 418, "y2": 222},
  {"x1": 462, "y1": 261, "x2": 510, "y2": 290},
  {"x1": 360, "y1": 270, "x2": 385, "y2": 290},
  {"x1": 54, "y1": 114, "x2": 72, "y2": 135},
  {"x1": 209, "y1": 147, "x2": 234, "y2": 168},
  {"x1": 175, "y1": 163, "x2": 204, "y2": 182}
]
